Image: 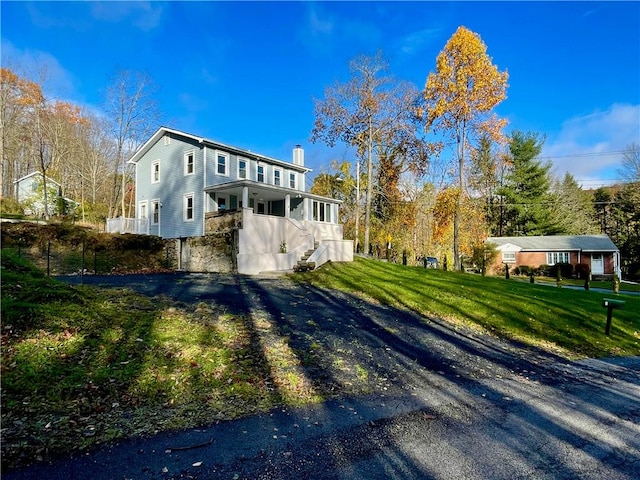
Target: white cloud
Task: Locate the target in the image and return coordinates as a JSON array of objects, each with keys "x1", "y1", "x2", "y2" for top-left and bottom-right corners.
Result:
[
  {"x1": 299, "y1": 3, "x2": 380, "y2": 55},
  {"x1": 26, "y1": 2, "x2": 92, "y2": 30},
  {"x1": 90, "y1": 2, "x2": 165, "y2": 32},
  {"x1": 397, "y1": 28, "x2": 442, "y2": 56},
  {"x1": 541, "y1": 104, "x2": 640, "y2": 187},
  {"x1": 307, "y1": 6, "x2": 334, "y2": 37},
  {"x1": 0, "y1": 40, "x2": 76, "y2": 98}
]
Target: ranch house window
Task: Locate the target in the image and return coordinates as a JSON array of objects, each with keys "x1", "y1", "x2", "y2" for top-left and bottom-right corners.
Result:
[
  {"x1": 546, "y1": 252, "x2": 569, "y2": 265},
  {"x1": 502, "y1": 252, "x2": 516, "y2": 263}
]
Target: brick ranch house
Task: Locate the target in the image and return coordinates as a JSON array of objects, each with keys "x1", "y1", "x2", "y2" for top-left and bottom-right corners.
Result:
[{"x1": 486, "y1": 235, "x2": 621, "y2": 279}]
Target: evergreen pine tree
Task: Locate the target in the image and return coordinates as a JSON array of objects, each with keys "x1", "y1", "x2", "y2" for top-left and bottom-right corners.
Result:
[{"x1": 498, "y1": 131, "x2": 556, "y2": 236}]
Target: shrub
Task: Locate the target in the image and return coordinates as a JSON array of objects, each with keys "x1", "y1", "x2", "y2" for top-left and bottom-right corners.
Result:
[
  {"x1": 536, "y1": 264, "x2": 551, "y2": 277},
  {"x1": 575, "y1": 263, "x2": 590, "y2": 279},
  {"x1": 0, "y1": 197, "x2": 25, "y2": 216},
  {"x1": 549, "y1": 262, "x2": 573, "y2": 279},
  {"x1": 514, "y1": 265, "x2": 533, "y2": 276}
]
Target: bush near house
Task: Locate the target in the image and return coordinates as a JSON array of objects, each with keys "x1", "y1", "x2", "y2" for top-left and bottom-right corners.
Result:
[
  {"x1": 514, "y1": 265, "x2": 533, "y2": 276},
  {"x1": 575, "y1": 263, "x2": 590, "y2": 279},
  {"x1": 551, "y1": 262, "x2": 574, "y2": 279},
  {"x1": 1, "y1": 221, "x2": 172, "y2": 274}
]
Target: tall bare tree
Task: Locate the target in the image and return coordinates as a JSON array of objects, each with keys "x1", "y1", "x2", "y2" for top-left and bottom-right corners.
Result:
[
  {"x1": 103, "y1": 70, "x2": 160, "y2": 218},
  {"x1": 311, "y1": 52, "x2": 434, "y2": 254}
]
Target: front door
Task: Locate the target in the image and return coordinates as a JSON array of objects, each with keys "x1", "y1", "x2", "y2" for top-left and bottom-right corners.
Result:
[{"x1": 591, "y1": 254, "x2": 604, "y2": 275}]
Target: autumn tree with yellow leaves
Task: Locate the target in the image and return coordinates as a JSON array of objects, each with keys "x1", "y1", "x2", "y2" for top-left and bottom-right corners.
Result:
[{"x1": 421, "y1": 26, "x2": 509, "y2": 270}]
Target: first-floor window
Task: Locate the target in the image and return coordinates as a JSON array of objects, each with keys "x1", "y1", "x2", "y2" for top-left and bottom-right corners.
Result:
[
  {"x1": 151, "y1": 200, "x2": 159, "y2": 224},
  {"x1": 218, "y1": 196, "x2": 227, "y2": 211},
  {"x1": 184, "y1": 193, "x2": 194, "y2": 221},
  {"x1": 312, "y1": 201, "x2": 333, "y2": 223},
  {"x1": 139, "y1": 201, "x2": 148, "y2": 219},
  {"x1": 547, "y1": 252, "x2": 569, "y2": 265}
]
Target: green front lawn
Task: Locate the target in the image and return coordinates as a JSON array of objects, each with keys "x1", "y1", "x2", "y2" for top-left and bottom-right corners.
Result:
[
  {"x1": 1, "y1": 251, "x2": 321, "y2": 468},
  {"x1": 296, "y1": 257, "x2": 640, "y2": 359}
]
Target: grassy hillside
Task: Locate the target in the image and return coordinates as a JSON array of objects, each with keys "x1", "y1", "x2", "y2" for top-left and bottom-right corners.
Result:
[
  {"x1": 1, "y1": 251, "x2": 318, "y2": 468},
  {"x1": 296, "y1": 257, "x2": 640, "y2": 359},
  {"x1": 2, "y1": 252, "x2": 638, "y2": 469}
]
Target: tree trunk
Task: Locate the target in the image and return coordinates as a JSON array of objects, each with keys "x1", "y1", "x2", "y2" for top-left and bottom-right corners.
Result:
[
  {"x1": 364, "y1": 118, "x2": 373, "y2": 255},
  {"x1": 354, "y1": 160, "x2": 360, "y2": 253},
  {"x1": 453, "y1": 124, "x2": 465, "y2": 271}
]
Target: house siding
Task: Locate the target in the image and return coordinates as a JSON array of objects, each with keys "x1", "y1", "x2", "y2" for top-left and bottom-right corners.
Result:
[{"x1": 135, "y1": 135, "x2": 204, "y2": 239}]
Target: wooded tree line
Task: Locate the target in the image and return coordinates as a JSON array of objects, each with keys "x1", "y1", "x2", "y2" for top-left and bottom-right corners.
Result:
[
  {"x1": 0, "y1": 67, "x2": 159, "y2": 222},
  {"x1": 310, "y1": 26, "x2": 640, "y2": 277}
]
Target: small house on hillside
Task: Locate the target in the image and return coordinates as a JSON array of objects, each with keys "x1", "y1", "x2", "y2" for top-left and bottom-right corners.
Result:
[
  {"x1": 106, "y1": 126, "x2": 353, "y2": 274},
  {"x1": 486, "y1": 234, "x2": 621, "y2": 279},
  {"x1": 14, "y1": 172, "x2": 74, "y2": 217}
]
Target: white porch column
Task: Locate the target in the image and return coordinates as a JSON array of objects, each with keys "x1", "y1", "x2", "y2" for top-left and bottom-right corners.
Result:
[
  {"x1": 304, "y1": 198, "x2": 310, "y2": 221},
  {"x1": 285, "y1": 194, "x2": 291, "y2": 218},
  {"x1": 242, "y1": 186, "x2": 249, "y2": 209}
]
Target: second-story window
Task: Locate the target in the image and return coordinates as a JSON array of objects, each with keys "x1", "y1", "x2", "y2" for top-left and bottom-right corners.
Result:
[
  {"x1": 151, "y1": 161, "x2": 160, "y2": 183},
  {"x1": 257, "y1": 164, "x2": 265, "y2": 183},
  {"x1": 289, "y1": 172, "x2": 296, "y2": 189},
  {"x1": 184, "y1": 151, "x2": 194, "y2": 175},
  {"x1": 217, "y1": 152, "x2": 228, "y2": 176},
  {"x1": 274, "y1": 169, "x2": 281, "y2": 186},
  {"x1": 238, "y1": 159, "x2": 247, "y2": 179}
]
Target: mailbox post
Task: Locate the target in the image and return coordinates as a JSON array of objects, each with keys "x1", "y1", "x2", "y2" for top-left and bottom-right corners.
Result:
[{"x1": 602, "y1": 298, "x2": 625, "y2": 336}]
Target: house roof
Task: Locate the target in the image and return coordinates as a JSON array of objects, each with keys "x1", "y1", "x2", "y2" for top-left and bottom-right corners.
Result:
[
  {"x1": 14, "y1": 171, "x2": 61, "y2": 187},
  {"x1": 128, "y1": 127, "x2": 311, "y2": 173},
  {"x1": 486, "y1": 235, "x2": 619, "y2": 252}
]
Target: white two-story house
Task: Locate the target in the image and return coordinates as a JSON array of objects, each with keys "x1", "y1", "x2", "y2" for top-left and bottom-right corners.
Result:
[{"x1": 108, "y1": 127, "x2": 352, "y2": 274}]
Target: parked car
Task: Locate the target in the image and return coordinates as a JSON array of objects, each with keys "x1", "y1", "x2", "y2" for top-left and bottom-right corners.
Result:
[{"x1": 425, "y1": 256, "x2": 438, "y2": 269}]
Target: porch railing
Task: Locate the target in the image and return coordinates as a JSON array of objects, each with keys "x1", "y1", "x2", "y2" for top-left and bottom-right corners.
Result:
[{"x1": 106, "y1": 217, "x2": 149, "y2": 235}]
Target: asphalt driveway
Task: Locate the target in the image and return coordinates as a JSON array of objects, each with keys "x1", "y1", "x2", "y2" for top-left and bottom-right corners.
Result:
[{"x1": 5, "y1": 272, "x2": 640, "y2": 479}]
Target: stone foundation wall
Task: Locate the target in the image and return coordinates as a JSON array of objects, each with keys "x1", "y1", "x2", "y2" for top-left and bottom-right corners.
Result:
[
  {"x1": 204, "y1": 211, "x2": 242, "y2": 234},
  {"x1": 185, "y1": 233, "x2": 236, "y2": 273}
]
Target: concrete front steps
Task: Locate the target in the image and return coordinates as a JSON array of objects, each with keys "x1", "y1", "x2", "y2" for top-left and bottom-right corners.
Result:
[{"x1": 293, "y1": 244, "x2": 318, "y2": 272}]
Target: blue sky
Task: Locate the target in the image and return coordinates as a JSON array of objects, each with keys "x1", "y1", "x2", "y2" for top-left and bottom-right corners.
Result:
[{"x1": 2, "y1": 1, "x2": 639, "y2": 189}]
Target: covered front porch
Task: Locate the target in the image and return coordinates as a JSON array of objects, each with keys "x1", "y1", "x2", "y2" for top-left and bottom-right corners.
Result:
[
  {"x1": 204, "y1": 180, "x2": 339, "y2": 225},
  {"x1": 204, "y1": 181, "x2": 351, "y2": 274}
]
